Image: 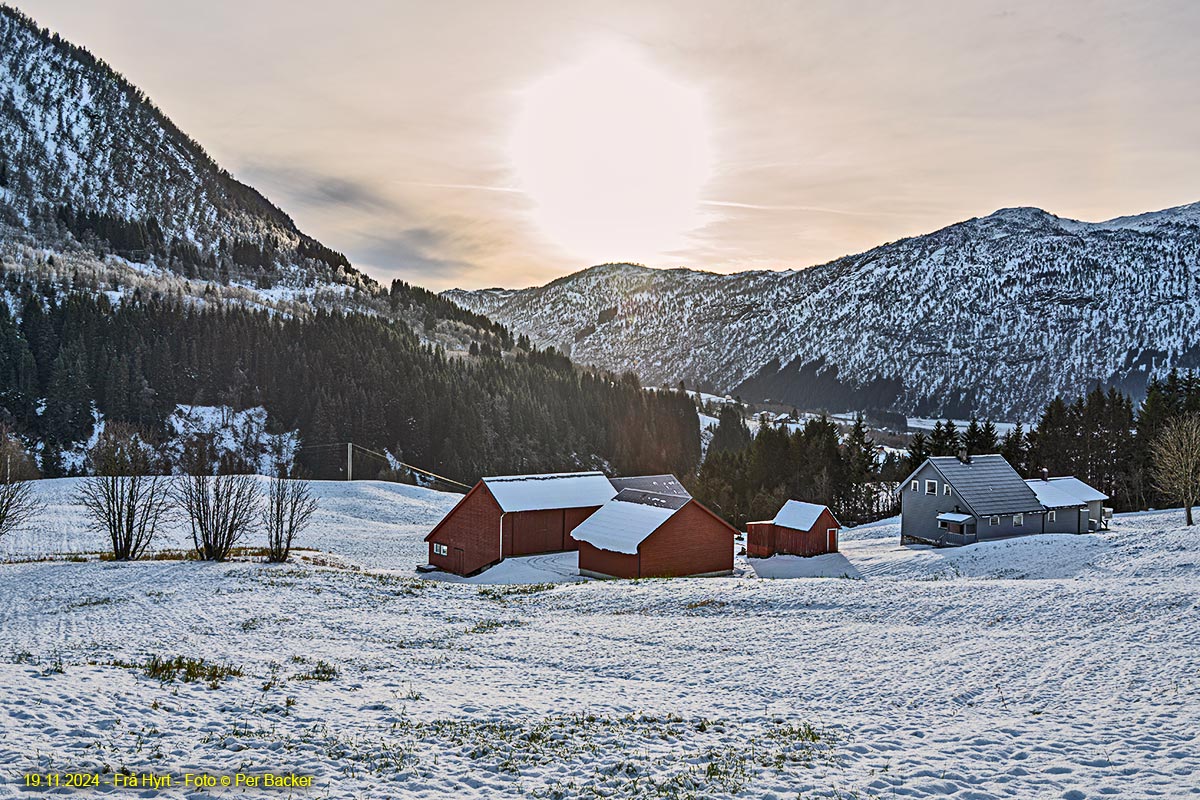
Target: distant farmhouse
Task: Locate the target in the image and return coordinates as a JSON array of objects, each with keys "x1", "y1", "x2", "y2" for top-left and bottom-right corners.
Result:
[
  {"x1": 898, "y1": 454, "x2": 1109, "y2": 546},
  {"x1": 746, "y1": 500, "x2": 840, "y2": 558},
  {"x1": 426, "y1": 472, "x2": 714, "y2": 576}
]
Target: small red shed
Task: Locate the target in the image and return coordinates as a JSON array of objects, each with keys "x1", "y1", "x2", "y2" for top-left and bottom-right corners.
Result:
[
  {"x1": 425, "y1": 472, "x2": 616, "y2": 576},
  {"x1": 570, "y1": 489, "x2": 737, "y2": 579},
  {"x1": 746, "y1": 500, "x2": 840, "y2": 558}
]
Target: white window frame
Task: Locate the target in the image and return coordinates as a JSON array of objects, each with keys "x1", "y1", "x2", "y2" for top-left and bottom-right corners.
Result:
[
  {"x1": 989, "y1": 515, "x2": 1000, "y2": 526},
  {"x1": 943, "y1": 483, "x2": 952, "y2": 496},
  {"x1": 938, "y1": 519, "x2": 947, "y2": 529},
  {"x1": 1048, "y1": 510, "x2": 1056, "y2": 522},
  {"x1": 433, "y1": 543, "x2": 448, "y2": 556},
  {"x1": 925, "y1": 480, "x2": 937, "y2": 495},
  {"x1": 1013, "y1": 513, "x2": 1023, "y2": 527},
  {"x1": 910, "y1": 480, "x2": 919, "y2": 492}
]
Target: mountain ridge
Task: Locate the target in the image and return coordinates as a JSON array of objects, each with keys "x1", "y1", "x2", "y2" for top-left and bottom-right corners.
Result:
[{"x1": 446, "y1": 202, "x2": 1200, "y2": 420}]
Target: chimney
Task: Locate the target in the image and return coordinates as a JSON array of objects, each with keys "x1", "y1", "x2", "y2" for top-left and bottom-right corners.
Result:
[
  {"x1": 958, "y1": 447, "x2": 970, "y2": 464},
  {"x1": 1041, "y1": 468, "x2": 1049, "y2": 482}
]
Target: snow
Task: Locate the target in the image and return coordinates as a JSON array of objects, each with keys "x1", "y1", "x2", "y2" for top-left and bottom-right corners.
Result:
[
  {"x1": 1038, "y1": 476, "x2": 1110, "y2": 504},
  {"x1": 906, "y1": 417, "x2": 1018, "y2": 436},
  {"x1": 482, "y1": 472, "x2": 616, "y2": 512},
  {"x1": 1025, "y1": 479, "x2": 1089, "y2": 510},
  {"x1": 766, "y1": 499, "x2": 829, "y2": 531},
  {"x1": 568, "y1": 495, "x2": 680, "y2": 555},
  {"x1": 2, "y1": 480, "x2": 1199, "y2": 799},
  {"x1": 936, "y1": 511, "x2": 973, "y2": 524}
]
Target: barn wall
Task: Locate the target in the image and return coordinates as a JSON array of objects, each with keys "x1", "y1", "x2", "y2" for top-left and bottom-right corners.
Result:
[
  {"x1": 638, "y1": 501, "x2": 735, "y2": 578},
  {"x1": 563, "y1": 506, "x2": 601, "y2": 551},
  {"x1": 577, "y1": 539, "x2": 639, "y2": 579},
  {"x1": 746, "y1": 522, "x2": 775, "y2": 558},
  {"x1": 426, "y1": 484, "x2": 503, "y2": 576},
  {"x1": 507, "y1": 509, "x2": 565, "y2": 556},
  {"x1": 773, "y1": 508, "x2": 840, "y2": 556}
]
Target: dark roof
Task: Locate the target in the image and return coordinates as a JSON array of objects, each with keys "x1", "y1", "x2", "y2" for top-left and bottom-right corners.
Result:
[
  {"x1": 927, "y1": 455, "x2": 1044, "y2": 516},
  {"x1": 613, "y1": 488, "x2": 691, "y2": 510},
  {"x1": 609, "y1": 474, "x2": 691, "y2": 498}
]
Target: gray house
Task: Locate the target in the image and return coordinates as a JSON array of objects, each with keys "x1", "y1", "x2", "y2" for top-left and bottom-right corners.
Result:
[{"x1": 898, "y1": 454, "x2": 1048, "y2": 546}]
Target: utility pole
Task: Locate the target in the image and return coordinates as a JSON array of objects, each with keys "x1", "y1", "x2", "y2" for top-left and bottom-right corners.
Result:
[{"x1": 346, "y1": 442, "x2": 353, "y2": 482}]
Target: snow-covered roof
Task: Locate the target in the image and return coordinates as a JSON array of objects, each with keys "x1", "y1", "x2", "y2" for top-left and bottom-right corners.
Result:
[
  {"x1": 609, "y1": 474, "x2": 690, "y2": 498},
  {"x1": 1024, "y1": 479, "x2": 1088, "y2": 509},
  {"x1": 771, "y1": 500, "x2": 834, "y2": 532},
  {"x1": 569, "y1": 490, "x2": 690, "y2": 555},
  {"x1": 937, "y1": 512, "x2": 974, "y2": 524},
  {"x1": 482, "y1": 472, "x2": 616, "y2": 513},
  {"x1": 1041, "y1": 476, "x2": 1108, "y2": 503}
]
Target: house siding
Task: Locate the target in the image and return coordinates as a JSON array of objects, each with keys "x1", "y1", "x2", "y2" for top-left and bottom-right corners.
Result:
[{"x1": 900, "y1": 462, "x2": 977, "y2": 544}]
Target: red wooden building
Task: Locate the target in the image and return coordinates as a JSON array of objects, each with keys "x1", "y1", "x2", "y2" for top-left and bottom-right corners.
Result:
[
  {"x1": 570, "y1": 489, "x2": 737, "y2": 579},
  {"x1": 425, "y1": 472, "x2": 616, "y2": 576},
  {"x1": 746, "y1": 500, "x2": 840, "y2": 558}
]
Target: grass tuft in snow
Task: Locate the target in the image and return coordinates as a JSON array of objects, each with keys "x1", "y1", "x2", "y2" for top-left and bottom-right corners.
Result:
[
  {"x1": 135, "y1": 655, "x2": 244, "y2": 688},
  {"x1": 292, "y1": 659, "x2": 339, "y2": 682}
]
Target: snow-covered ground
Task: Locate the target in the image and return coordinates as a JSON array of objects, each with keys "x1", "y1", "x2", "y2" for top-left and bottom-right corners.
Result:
[{"x1": 1, "y1": 480, "x2": 1197, "y2": 798}]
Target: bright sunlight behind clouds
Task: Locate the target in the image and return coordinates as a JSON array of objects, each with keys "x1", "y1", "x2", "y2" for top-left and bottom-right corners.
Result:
[
  {"x1": 509, "y1": 43, "x2": 714, "y2": 265},
  {"x1": 15, "y1": 0, "x2": 1200, "y2": 289}
]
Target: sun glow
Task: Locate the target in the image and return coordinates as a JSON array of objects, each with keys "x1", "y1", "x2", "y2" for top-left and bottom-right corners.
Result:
[{"x1": 509, "y1": 44, "x2": 714, "y2": 263}]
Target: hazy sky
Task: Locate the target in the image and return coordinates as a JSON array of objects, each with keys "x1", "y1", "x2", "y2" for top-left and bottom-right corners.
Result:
[{"x1": 15, "y1": 0, "x2": 1200, "y2": 289}]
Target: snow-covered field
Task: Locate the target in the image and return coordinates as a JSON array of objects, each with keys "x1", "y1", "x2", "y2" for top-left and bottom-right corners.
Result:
[{"x1": 1, "y1": 480, "x2": 1197, "y2": 798}]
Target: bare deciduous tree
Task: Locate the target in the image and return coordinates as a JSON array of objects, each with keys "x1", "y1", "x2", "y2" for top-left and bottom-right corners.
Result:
[
  {"x1": 78, "y1": 423, "x2": 172, "y2": 560},
  {"x1": 1151, "y1": 413, "x2": 1200, "y2": 526},
  {"x1": 0, "y1": 426, "x2": 44, "y2": 542},
  {"x1": 176, "y1": 472, "x2": 260, "y2": 561},
  {"x1": 262, "y1": 472, "x2": 318, "y2": 563}
]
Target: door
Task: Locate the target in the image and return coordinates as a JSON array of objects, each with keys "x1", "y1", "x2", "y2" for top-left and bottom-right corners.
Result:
[
  {"x1": 452, "y1": 547, "x2": 465, "y2": 575},
  {"x1": 827, "y1": 528, "x2": 838, "y2": 553}
]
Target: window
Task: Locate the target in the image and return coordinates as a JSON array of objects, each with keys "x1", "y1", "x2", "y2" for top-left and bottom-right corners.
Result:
[
  {"x1": 910, "y1": 480, "x2": 919, "y2": 492},
  {"x1": 1048, "y1": 510, "x2": 1056, "y2": 522},
  {"x1": 1013, "y1": 514, "x2": 1023, "y2": 527},
  {"x1": 943, "y1": 484, "x2": 952, "y2": 496},
  {"x1": 925, "y1": 480, "x2": 937, "y2": 495},
  {"x1": 433, "y1": 543, "x2": 448, "y2": 556},
  {"x1": 989, "y1": 516, "x2": 1000, "y2": 526},
  {"x1": 938, "y1": 519, "x2": 947, "y2": 529}
]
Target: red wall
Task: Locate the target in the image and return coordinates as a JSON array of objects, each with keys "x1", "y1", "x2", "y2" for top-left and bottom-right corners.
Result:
[
  {"x1": 576, "y1": 539, "x2": 639, "y2": 578},
  {"x1": 746, "y1": 522, "x2": 774, "y2": 558},
  {"x1": 426, "y1": 483, "x2": 503, "y2": 575},
  {"x1": 578, "y1": 500, "x2": 736, "y2": 578},
  {"x1": 427, "y1": 484, "x2": 602, "y2": 576}
]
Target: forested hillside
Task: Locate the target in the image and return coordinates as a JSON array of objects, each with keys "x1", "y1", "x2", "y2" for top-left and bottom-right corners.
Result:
[{"x1": 0, "y1": 270, "x2": 700, "y2": 481}]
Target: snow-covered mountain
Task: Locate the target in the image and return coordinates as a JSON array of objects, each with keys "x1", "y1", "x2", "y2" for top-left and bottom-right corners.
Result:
[
  {"x1": 0, "y1": 5, "x2": 363, "y2": 289},
  {"x1": 447, "y1": 204, "x2": 1200, "y2": 420}
]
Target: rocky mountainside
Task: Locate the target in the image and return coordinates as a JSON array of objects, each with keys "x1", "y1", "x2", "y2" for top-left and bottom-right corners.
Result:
[
  {"x1": 0, "y1": 5, "x2": 361, "y2": 289},
  {"x1": 447, "y1": 204, "x2": 1200, "y2": 420}
]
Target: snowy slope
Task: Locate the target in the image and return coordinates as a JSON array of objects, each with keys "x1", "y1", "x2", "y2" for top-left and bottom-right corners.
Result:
[
  {"x1": 1, "y1": 479, "x2": 1198, "y2": 798},
  {"x1": 448, "y1": 203, "x2": 1200, "y2": 419}
]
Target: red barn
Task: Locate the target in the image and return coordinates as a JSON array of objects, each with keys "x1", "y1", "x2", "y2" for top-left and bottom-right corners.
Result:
[
  {"x1": 425, "y1": 472, "x2": 616, "y2": 576},
  {"x1": 746, "y1": 500, "x2": 840, "y2": 558},
  {"x1": 570, "y1": 489, "x2": 737, "y2": 579}
]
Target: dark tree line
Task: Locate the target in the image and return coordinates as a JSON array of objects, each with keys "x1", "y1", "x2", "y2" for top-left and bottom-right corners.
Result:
[
  {"x1": 691, "y1": 410, "x2": 904, "y2": 529},
  {"x1": 0, "y1": 272, "x2": 700, "y2": 483}
]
